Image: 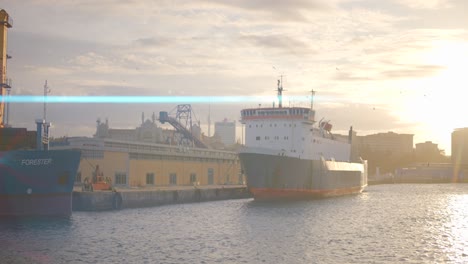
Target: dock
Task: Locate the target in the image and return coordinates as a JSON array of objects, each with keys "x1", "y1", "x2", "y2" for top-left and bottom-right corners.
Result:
[{"x1": 72, "y1": 185, "x2": 251, "y2": 211}]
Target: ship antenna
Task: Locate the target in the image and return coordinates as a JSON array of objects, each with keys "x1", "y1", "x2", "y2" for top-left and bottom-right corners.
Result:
[
  {"x1": 43, "y1": 80, "x2": 50, "y2": 121},
  {"x1": 277, "y1": 75, "x2": 283, "y2": 108},
  {"x1": 310, "y1": 89, "x2": 315, "y2": 110}
]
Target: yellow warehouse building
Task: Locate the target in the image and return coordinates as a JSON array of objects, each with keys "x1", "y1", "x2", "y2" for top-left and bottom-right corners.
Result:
[{"x1": 51, "y1": 137, "x2": 243, "y2": 188}]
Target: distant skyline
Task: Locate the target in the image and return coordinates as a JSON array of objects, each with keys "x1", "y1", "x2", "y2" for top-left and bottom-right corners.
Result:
[{"x1": 2, "y1": 0, "x2": 468, "y2": 155}]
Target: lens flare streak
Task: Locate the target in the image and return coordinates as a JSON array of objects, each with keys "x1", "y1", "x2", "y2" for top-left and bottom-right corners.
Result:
[{"x1": 0, "y1": 95, "x2": 337, "y2": 104}]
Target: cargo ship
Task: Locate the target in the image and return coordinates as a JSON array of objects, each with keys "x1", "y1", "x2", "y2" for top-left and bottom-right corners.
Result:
[
  {"x1": 0, "y1": 144, "x2": 81, "y2": 216},
  {"x1": 239, "y1": 78, "x2": 367, "y2": 199},
  {"x1": 0, "y1": 9, "x2": 81, "y2": 216}
]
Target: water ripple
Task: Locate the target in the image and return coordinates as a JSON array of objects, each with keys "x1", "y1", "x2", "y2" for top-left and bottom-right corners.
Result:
[{"x1": 0, "y1": 184, "x2": 467, "y2": 263}]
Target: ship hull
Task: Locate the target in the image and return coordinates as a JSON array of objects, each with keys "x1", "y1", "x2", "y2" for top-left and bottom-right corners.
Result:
[
  {"x1": 239, "y1": 152, "x2": 367, "y2": 200},
  {"x1": 0, "y1": 150, "x2": 81, "y2": 216},
  {"x1": 0, "y1": 193, "x2": 73, "y2": 216}
]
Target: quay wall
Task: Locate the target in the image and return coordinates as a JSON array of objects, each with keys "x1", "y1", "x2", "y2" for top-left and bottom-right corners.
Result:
[{"x1": 73, "y1": 186, "x2": 251, "y2": 211}]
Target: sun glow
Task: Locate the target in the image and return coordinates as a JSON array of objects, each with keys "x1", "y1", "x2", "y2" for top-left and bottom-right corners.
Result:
[{"x1": 398, "y1": 41, "x2": 468, "y2": 154}]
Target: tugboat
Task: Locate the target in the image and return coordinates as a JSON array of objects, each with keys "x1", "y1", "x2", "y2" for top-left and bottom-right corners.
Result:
[{"x1": 239, "y1": 78, "x2": 367, "y2": 199}]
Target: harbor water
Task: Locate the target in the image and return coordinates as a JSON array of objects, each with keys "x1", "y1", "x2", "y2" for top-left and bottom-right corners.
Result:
[{"x1": 1, "y1": 184, "x2": 467, "y2": 264}]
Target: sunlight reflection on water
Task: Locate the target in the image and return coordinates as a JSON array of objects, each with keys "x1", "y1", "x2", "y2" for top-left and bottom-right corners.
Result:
[{"x1": 0, "y1": 184, "x2": 467, "y2": 264}]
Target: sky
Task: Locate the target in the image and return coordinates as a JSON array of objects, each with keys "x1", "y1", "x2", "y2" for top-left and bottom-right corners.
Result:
[{"x1": 2, "y1": 0, "x2": 468, "y2": 155}]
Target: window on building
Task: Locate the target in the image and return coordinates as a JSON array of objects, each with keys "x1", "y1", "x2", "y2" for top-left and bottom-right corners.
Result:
[
  {"x1": 190, "y1": 173, "x2": 197, "y2": 184},
  {"x1": 208, "y1": 168, "x2": 214, "y2": 185},
  {"x1": 256, "y1": 136, "x2": 261, "y2": 140},
  {"x1": 169, "y1": 173, "x2": 177, "y2": 185},
  {"x1": 146, "y1": 173, "x2": 154, "y2": 185},
  {"x1": 115, "y1": 172, "x2": 127, "y2": 185}
]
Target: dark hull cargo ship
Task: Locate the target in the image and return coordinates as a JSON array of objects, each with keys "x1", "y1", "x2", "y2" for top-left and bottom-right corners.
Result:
[
  {"x1": 0, "y1": 146, "x2": 81, "y2": 216},
  {"x1": 239, "y1": 79, "x2": 367, "y2": 200}
]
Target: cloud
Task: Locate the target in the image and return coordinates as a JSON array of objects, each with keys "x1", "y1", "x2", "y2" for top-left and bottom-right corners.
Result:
[
  {"x1": 334, "y1": 71, "x2": 373, "y2": 81},
  {"x1": 200, "y1": 0, "x2": 334, "y2": 22},
  {"x1": 240, "y1": 34, "x2": 316, "y2": 56},
  {"x1": 133, "y1": 37, "x2": 171, "y2": 47},
  {"x1": 395, "y1": 0, "x2": 453, "y2": 9},
  {"x1": 380, "y1": 64, "x2": 445, "y2": 79}
]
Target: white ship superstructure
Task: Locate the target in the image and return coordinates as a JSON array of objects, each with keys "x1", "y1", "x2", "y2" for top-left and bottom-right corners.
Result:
[{"x1": 241, "y1": 106, "x2": 351, "y2": 162}]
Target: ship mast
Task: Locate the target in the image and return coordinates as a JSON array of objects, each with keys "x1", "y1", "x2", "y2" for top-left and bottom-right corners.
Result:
[
  {"x1": 277, "y1": 75, "x2": 283, "y2": 108},
  {"x1": 310, "y1": 89, "x2": 315, "y2": 110},
  {"x1": 43, "y1": 80, "x2": 50, "y2": 121}
]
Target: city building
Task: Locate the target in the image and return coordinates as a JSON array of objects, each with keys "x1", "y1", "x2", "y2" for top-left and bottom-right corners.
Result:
[
  {"x1": 358, "y1": 132, "x2": 414, "y2": 156},
  {"x1": 415, "y1": 141, "x2": 439, "y2": 155},
  {"x1": 214, "y1": 119, "x2": 236, "y2": 146},
  {"x1": 452, "y1": 128, "x2": 468, "y2": 180},
  {"x1": 95, "y1": 113, "x2": 163, "y2": 143},
  {"x1": 415, "y1": 141, "x2": 442, "y2": 161}
]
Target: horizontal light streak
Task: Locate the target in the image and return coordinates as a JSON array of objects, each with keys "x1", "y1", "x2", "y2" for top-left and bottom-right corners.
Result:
[{"x1": 0, "y1": 95, "x2": 323, "y2": 104}]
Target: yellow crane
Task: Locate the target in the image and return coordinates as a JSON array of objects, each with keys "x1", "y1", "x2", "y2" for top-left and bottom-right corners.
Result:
[{"x1": 0, "y1": 9, "x2": 12, "y2": 128}]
